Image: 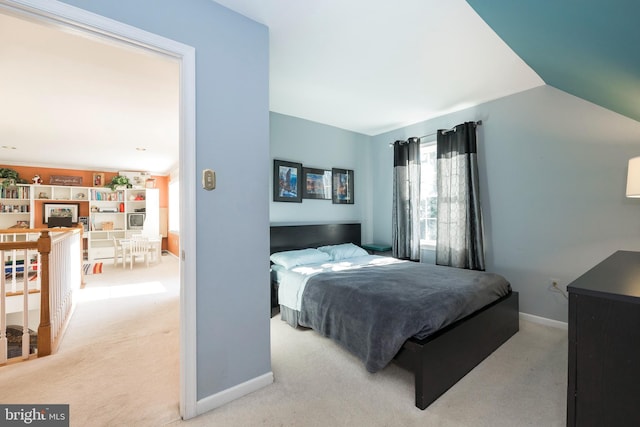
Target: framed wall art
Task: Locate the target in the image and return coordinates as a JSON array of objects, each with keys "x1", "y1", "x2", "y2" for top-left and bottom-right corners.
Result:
[
  {"x1": 43, "y1": 203, "x2": 79, "y2": 224},
  {"x1": 273, "y1": 159, "x2": 302, "y2": 202},
  {"x1": 332, "y1": 168, "x2": 354, "y2": 204},
  {"x1": 92, "y1": 173, "x2": 105, "y2": 187},
  {"x1": 302, "y1": 167, "x2": 332, "y2": 200}
]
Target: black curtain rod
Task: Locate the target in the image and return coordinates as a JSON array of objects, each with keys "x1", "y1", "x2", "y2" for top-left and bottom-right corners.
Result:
[{"x1": 390, "y1": 120, "x2": 482, "y2": 146}]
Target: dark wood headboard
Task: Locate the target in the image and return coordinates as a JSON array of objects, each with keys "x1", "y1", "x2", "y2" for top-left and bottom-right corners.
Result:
[{"x1": 270, "y1": 223, "x2": 361, "y2": 254}]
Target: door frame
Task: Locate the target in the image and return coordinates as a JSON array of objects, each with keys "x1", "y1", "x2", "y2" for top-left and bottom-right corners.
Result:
[{"x1": 0, "y1": 0, "x2": 198, "y2": 419}]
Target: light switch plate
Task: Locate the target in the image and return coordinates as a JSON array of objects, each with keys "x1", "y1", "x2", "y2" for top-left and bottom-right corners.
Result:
[{"x1": 202, "y1": 169, "x2": 216, "y2": 190}]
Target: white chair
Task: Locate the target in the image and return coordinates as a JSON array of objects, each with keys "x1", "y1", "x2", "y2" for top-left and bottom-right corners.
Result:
[
  {"x1": 112, "y1": 237, "x2": 125, "y2": 267},
  {"x1": 145, "y1": 234, "x2": 162, "y2": 263},
  {"x1": 128, "y1": 235, "x2": 149, "y2": 269}
]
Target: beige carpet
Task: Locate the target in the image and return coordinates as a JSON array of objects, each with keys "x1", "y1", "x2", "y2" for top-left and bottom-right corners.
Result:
[
  {"x1": 0, "y1": 256, "x2": 182, "y2": 426},
  {"x1": 1, "y1": 256, "x2": 568, "y2": 426},
  {"x1": 174, "y1": 315, "x2": 568, "y2": 427}
]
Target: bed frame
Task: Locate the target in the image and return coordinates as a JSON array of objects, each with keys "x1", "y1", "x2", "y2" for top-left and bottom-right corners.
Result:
[{"x1": 270, "y1": 223, "x2": 519, "y2": 410}]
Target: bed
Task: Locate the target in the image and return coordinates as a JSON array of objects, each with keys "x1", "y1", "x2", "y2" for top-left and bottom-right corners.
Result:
[{"x1": 270, "y1": 223, "x2": 519, "y2": 410}]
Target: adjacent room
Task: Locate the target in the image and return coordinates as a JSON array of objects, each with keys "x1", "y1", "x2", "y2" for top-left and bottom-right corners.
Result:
[{"x1": 1, "y1": 0, "x2": 640, "y2": 426}]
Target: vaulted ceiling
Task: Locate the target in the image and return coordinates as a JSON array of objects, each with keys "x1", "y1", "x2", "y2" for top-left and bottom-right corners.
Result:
[{"x1": 467, "y1": 0, "x2": 640, "y2": 125}]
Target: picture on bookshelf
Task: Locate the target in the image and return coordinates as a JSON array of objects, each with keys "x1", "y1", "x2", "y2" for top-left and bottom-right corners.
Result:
[
  {"x1": 78, "y1": 216, "x2": 89, "y2": 232},
  {"x1": 43, "y1": 203, "x2": 79, "y2": 224},
  {"x1": 92, "y1": 173, "x2": 105, "y2": 187}
]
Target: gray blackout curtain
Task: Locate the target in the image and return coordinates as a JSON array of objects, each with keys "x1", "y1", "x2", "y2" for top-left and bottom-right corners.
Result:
[
  {"x1": 392, "y1": 137, "x2": 421, "y2": 261},
  {"x1": 436, "y1": 122, "x2": 485, "y2": 270}
]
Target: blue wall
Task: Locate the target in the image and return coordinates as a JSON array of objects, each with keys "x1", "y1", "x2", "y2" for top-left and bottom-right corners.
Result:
[
  {"x1": 270, "y1": 112, "x2": 373, "y2": 242},
  {"x1": 60, "y1": 0, "x2": 271, "y2": 400},
  {"x1": 371, "y1": 85, "x2": 640, "y2": 322},
  {"x1": 271, "y1": 87, "x2": 640, "y2": 324}
]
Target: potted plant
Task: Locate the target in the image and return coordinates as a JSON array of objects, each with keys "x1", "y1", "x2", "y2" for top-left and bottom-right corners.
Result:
[
  {"x1": 105, "y1": 175, "x2": 131, "y2": 191},
  {"x1": 0, "y1": 168, "x2": 20, "y2": 188}
]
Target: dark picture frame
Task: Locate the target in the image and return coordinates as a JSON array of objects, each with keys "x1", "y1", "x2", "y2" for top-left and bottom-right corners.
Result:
[
  {"x1": 273, "y1": 159, "x2": 302, "y2": 202},
  {"x1": 43, "y1": 203, "x2": 79, "y2": 223},
  {"x1": 332, "y1": 168, "x2": 354, "y2": 204},
  {"x1": 302, "y1": 167, "x2": 332, "y2": 200}
]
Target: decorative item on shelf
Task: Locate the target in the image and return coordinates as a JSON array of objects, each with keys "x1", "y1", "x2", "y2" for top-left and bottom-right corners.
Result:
[
  {"x1": 49, "y1": 175, "x2": 83, "y2": 186},
  {"x1": 91, "y1": 205, "x2": 99, "y2": 213},
  {"x1": 78, "y1": 216, "x2": 89, "y2": 232},
  {"x1": 105, "y1": 175, "x2": 131, "y2": 191},
  {"x1": 10, "y1": 221, "x2": 29, "y2": 229},
  {"x1": 75, "y1": 192, "x2": 86, "y2": 200},
  {"x1": 0, "y1": 168, "x2": 23, "y2": 188},
  {"x1": 38, "y1": 192, "x2": 49, "y2": 199},
  {"x1": 102, "y1": 221, "x2": 114, "y2": 231},
  {"x1": 119, "y1": 171, "x2": 149, "y2": 189},
  {"x1": 92, "y1": 173, "x2": 105, "y2": 187},
  {"x1": 31, "y1": 174, "x2": 42, "y2": 184},
  {"x1": 145, "y1": 178, "x2": 156, "y2": 189}
]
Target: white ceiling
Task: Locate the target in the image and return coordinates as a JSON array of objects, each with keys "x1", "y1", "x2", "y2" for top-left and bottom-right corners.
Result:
[
  {"x1": 0, "y1": 11, "x2": 179, "y2": 174},
  {"x1": 1, "y1": 0, "x2": 544, "y2": 174},
  {"x1": 214, "y1": 0, "x2": 544, "y2": 135}
]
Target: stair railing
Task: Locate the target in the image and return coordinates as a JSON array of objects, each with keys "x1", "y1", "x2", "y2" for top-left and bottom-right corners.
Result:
[{"x1": 0, "y1": 227, "x2": 83, "y2": 364}]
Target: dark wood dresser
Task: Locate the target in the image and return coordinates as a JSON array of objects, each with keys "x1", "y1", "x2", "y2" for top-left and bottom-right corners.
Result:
[{"x1": 567, "y1": 250, "x2": 640, "y2": 427}]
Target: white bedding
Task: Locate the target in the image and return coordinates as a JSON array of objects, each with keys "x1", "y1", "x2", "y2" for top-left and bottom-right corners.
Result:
[{"x1": 273, "y1": 255, "x2": 405, "y2": 310}]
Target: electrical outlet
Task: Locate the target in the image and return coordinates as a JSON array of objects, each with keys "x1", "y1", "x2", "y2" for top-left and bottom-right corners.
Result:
[{"x1": 548, "y1": 277, "x2": 569, "y2": 297}]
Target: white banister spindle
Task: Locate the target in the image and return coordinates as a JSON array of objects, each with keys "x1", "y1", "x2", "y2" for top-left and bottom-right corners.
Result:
[
  {"x1": 22, "y1": 249, "x2": 30, "y2": 359},
  {"x1": 10, "y1": 249, "x2": 17, "y2": 292},
  {"x1": 35, "y1": 251, "x2": 41, "y2": 291},
  {"x1": 1, "y1": 250, "x2": 7, "y2": 364}
]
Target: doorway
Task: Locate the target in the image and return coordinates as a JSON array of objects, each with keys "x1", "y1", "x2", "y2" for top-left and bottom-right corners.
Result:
[{"x1": 0, "y1": 0, "x2": 197, "y2": 419}]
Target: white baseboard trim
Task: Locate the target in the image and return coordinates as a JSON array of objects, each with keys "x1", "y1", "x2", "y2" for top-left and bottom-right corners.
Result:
[
  {"x1": 195, "y1": 371, "x2": 274, "y2": 417},
  {"x1": 520, "y1": 312, "x2": 568, "y2": 330}
]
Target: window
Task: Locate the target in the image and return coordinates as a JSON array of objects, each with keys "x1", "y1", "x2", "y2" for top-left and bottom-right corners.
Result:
[
  {"x1": 168, "y1": 179, "x2": 179, "y2": 232},
  {"x1": 419, "y1": 142, "x2": 437, "y2": 246}
]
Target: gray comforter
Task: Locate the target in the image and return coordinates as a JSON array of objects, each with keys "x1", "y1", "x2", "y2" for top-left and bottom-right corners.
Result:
[{"x1": 298, "y1": 261, "x2": 511, "y2": 373}]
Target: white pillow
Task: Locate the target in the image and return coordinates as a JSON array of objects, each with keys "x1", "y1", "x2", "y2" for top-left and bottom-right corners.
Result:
[
  {"x1": 270, "y1": 248, "x2": 331, "y2": 269},
  {"x1": 317, "y1": 243, "x2": 368, "y2": 261}
]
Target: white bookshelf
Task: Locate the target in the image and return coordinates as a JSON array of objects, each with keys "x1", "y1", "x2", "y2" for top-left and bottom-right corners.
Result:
[
  {"x1": 0, "y1": 184, "x2": 31, "y2": 229},
  {"x1": 0, "y1": 184, "x2": 159, "y2": 261}
]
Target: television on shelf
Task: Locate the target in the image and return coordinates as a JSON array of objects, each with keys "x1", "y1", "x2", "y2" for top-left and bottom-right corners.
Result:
[
  {"x1": 48, "y1": 216, "x2": 73, "y2": 228},
  {"x1": 127, "y1": 212, "x2": 146, "y2": 230}
]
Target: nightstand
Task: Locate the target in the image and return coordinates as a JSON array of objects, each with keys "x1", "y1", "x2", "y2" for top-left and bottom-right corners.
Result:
[{"x1": 361, "y1": 243, "x2": 392, "y2": 256}]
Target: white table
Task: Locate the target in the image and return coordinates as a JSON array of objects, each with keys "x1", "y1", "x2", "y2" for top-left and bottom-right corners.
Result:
[{"x1": 118, "y1": 236, "x2": 162, "y2": 268}]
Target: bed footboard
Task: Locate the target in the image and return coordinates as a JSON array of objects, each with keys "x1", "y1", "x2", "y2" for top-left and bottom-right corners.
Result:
[{"x1": 394, "y1": 291, "x2": 519, "y2": 410}]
